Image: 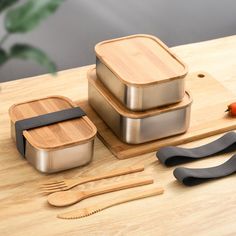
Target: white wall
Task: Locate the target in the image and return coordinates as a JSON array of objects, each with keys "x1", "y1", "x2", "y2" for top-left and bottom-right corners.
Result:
[{"x1": 0, "y1": 0, "x2": 236, "y2": 82}]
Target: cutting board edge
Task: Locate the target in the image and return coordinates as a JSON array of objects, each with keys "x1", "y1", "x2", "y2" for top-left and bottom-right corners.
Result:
[{"x1": 105, "y1": 124, "x2": 236, "y2": 159}]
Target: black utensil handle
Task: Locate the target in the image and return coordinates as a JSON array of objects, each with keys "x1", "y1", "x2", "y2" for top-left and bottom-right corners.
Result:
[
  {"x1": 173, "y1": 154, "x2": 236, "y2": 186},
  {"x1": 15, "y1": 107, "x2": 86, "y2": 157},
  {"x1": 156, "y1": 132, "x2": 236, "y2": 166}
]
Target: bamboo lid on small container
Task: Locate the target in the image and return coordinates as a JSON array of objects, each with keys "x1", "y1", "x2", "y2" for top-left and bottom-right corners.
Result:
[
  {"x1": 9, "y1": 96, "x2": 97, "y2": 151},
  {"x1": 95, "y1": 34, "x2": 188, "y2": 86}
]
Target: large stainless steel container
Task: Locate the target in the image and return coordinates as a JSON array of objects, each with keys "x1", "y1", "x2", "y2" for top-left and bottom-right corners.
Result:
[
  {"x1": 88, "y1": 68, "x2": 192, "y2": 144},
  {"x1": 95, "y1": 34, "x2": 188, "y2": 111},
  {"x1": 9, "y1": 96, "x2": 97, "y2": 173}
]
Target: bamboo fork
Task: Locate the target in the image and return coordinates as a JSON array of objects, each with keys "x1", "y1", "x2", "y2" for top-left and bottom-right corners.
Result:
[
  {"x1": 40, "y1": 165, "x2": 144, "y2": 194},
  {"x1": 48, "y1": 177, "x2": 154, "y2": 207},
  {"x1": 57, "y1": 187, "x2": 164, "y2": 219}
]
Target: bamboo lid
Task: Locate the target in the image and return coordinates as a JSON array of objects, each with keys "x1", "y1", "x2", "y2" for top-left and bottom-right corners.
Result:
[
  {"x1": 88, "y1": 68, "x2": 192, "y2": 118},
  {"x1": 9, "y1": 96, "x2": 97, "y2": 150},
  {"x1": 95, "y1": 34, "x2": 188, "y2": 86}
]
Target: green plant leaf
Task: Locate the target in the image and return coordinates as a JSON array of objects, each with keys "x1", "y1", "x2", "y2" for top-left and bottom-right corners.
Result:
[
  {"x1": 0, "y1": 0, "x2": 19, "y2": 13},
  {"x1": 0, "y1": 48, "x2": 8, "y2": 66},
  {"x1": 5, "y1": 0, "x2": 64, "y2": 33},
  {"x1": 10, "y1": 44, "x2": 56, "y2": 74}
]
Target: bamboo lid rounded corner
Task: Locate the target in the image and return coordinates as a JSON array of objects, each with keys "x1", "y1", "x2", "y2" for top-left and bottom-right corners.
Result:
[
  {"x1": 88, "y1": 68, "x2": 192, "y2": 119},
  {"x1": 95, "y1": 34, "x2": 188, "y2": 86},
  {"x1": 9, "y1": 95, "x2": 97, "y2": 150},
  {"x1": 9, "y1": 95, "x2": 76, "y2": 123}
]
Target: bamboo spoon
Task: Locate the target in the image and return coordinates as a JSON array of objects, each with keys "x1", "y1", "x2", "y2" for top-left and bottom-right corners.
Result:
[
  {"x1": 48, "y1": 177, "x2": 154, "y2": 207},
  {"x1": 58, "y1": 187, "x2": 164, "y2": 219}
]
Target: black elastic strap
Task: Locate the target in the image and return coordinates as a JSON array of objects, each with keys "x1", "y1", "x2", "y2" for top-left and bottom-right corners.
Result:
[
  {"x1": 173, "y1": 154, "x2": 236, "y2": 186},
  {"x1": 156, "y1": 132, "x2": 236, "y2": 166},
  {"x1": 15, "y1": 107, "x2": 86, "y2": 157}
]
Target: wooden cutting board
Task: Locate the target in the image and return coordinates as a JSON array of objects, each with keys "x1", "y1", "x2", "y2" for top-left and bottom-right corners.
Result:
[{"x1": 77, "y1": 71, "x2": 236, "y2": 159}]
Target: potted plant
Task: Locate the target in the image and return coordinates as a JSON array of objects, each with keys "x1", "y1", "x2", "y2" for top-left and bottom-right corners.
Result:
[{"x1": 0, "y1": 0, "x2": 64, "y2": 75}]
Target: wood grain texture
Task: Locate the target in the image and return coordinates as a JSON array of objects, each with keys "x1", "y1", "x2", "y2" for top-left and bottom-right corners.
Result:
[
  {"x1": 1, "y1": 36, "x2": 236, "y2": 236},
  {"x1": 95, "y1": 34, "x2": 187, "y2": 85},
  {"x1": 9, "y1": 96, "x2": 97, "y2": 150},
  {"x1": 88, "y1": 67, "x2": 192, "y2": 118}
]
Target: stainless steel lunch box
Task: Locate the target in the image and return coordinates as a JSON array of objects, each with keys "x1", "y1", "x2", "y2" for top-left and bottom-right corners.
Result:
[
  {"x1": 95, "y1": 34, "x2": 188, "y2": 111},
  {"x1": 9, "y1": 96, "x2": 97, "y2": 173},
  {"x1": 88, "y1": 68, "x2": 192, "y2": 144}
]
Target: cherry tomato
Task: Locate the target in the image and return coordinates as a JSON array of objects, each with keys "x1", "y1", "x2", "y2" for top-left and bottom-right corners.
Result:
[{"x1": 226, "y1": 103, "x2": 236, "y2": 116}]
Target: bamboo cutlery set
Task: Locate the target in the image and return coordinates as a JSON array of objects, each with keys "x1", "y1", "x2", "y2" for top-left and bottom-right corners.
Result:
[{"x1": 40, "y1": 165, "x2": 164, "y2": 219}]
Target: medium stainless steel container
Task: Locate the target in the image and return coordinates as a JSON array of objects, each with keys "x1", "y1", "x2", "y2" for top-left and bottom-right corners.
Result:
[
  {"x1": 88, "y1": 68, "x2": 192, "y2": 144},
  {"x1": 9, "y1": 96, "x2": 97, "y2": 173},
  {"x1": 95, "y1": 34, "x2": 188, "y2": 111}
]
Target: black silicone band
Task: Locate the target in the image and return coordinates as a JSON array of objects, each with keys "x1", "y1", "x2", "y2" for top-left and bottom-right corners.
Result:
[
  {"x1": 156, "y1": 132, "x2": 236, "y2": 166},
  {"x1": 173, "y1": 154, "x2": 236, "y2": 186},
  {"x1": 15, "y1": 107, "x2": 86, "y2": 157}
]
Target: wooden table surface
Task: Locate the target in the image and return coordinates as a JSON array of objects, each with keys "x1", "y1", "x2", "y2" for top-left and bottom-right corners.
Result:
[{"x1": 1, "y1": 36, "x2": 236, "y2": 236}]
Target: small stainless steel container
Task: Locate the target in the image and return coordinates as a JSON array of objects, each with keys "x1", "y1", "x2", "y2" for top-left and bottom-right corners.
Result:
[
  {"x1": 88, "y1": 68, "x2": 192, "y2": 144},
  {"x1": 9, "y1": 96, "x2": 97, "y2": 173},
  {"x1": 95, "y1": 34, "x2": 188, "y2": 111}
]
